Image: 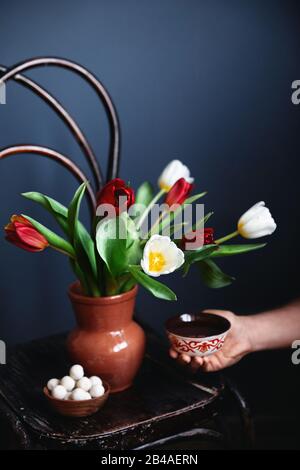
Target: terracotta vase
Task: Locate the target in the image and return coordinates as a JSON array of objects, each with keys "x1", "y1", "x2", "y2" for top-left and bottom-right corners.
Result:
[{"x1": 67, "y1": 282, "x2": 145, "y2": 393}]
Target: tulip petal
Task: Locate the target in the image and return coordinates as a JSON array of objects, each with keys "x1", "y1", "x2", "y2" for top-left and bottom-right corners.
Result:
[
  {"x1": 141, "y1": 234, "x2": 185, "y2": 277},
  {"x1": 238, "y1": 201, "x2": 276, "y2": 239},
  {"x1": 165, "y1": 178, "x2": 193, "y2": 206},
  {"x1": 15, "y1": 225, "x2": 49, "y2": 249},
  {"x1": 158, "y1": 159, "x2": 194, "y2": 191},
  {"x1": 10, "y1": 214, "x2": 32, "y2": 226},
  {"x1": 238, "y1": 201, "x2": 265, "y2": 226},
  {"x1": 5, "y1": 233, "x2": 45, "y2": 252},
  {"x1": 96, "y1": 178, "x2": 135, "y2": 215}
]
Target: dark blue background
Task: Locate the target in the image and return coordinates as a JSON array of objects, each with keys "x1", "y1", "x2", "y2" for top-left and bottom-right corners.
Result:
[{"x1": 0, "y1": 0, "x2": 299, "y2": 344}]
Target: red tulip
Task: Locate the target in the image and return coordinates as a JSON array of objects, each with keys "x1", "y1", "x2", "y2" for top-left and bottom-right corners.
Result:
[
  {"x1": 96, "y1": 178, "x2": 135, "y2": 215},
  {"x1": 181, "y1": 228, "x2": 215, "y2": 250},
  {"x1": 165, "y1": 178, "x2": 193, "y2": 207},
  {"x1": 5, "y1": 215, "x2": 49, "y2": 252}
]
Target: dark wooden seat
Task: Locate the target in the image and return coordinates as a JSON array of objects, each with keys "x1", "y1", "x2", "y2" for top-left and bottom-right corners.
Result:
[{"x1": 0, "y1": 327, "x2": 252, "y2": 450}]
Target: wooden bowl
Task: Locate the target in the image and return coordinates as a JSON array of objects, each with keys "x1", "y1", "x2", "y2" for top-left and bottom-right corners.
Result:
[
  {"x1": 43, "y1": 381, "x2": 110, "y2": 417},
  {"x1": 166, "y1": 312, "x2": 231, "y2": 357}
]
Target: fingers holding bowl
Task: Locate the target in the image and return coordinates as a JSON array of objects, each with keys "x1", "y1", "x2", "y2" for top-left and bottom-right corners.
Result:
[
  {"x1": 169, "y1": 348, "x2": 204, "y2": 372},
  {"x1": 169, "y1": 348, "x2": 192, "y2": 365},
  {"x1": 169, "y1": 348, "x2": 178, "y2": 359},
  {"x1": 166, "y1": 312, "x2": 231, "y2": 367}
]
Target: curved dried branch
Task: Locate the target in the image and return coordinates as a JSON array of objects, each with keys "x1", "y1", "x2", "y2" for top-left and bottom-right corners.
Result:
[
  {"x1": 0, "y1": 65, "x2": 102, "y2": 190},
  {"x1": 0, "y1": 57, "x2": 121, "y2": 182},
  {"x1": 0, "y1": 145, "x2": 96, "y2": 216}
]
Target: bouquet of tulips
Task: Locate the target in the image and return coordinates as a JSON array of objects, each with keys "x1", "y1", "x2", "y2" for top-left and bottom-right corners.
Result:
[{"x1": 4, "y1": 160, "x2": 277, "y2": 300}]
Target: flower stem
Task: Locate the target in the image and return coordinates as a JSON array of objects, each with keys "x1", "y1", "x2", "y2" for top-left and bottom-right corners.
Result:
[
  {"x1": 51, "y1": 245, "x2": 101, "y2": 297},
  {"x1": 136, "y1": 188, "x2": 166, "y2": 230},
  {"x1": 50, "y1": 244, "x2": 75, "y2": 258},
  {"x1": 146, "y1": 211, "x2": 168, "y2": 237},
  {"x1": 215, "y1": 230, "x2": 239, "y2": 245}
]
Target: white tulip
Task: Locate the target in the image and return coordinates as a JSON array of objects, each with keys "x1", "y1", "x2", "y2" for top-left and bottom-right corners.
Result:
[
  {"x1": 158, "y1": 159, "x2": 194, "y2": 191},
  {"x1": 238, "y1": 201, "x2": 277, "y2": 239},
  {"x1": 141, "y1": 235, "x2": 185, "y2": 277}
]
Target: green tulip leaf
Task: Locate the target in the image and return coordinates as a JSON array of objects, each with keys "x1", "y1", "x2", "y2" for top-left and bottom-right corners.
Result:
[
  {"x1": 184, "y1": 244, "x2": 219, "y2": 264},
  {"x1": 22, "y1": 215, "x2": 75, "y2": 258},
  {"x1": 22, "y1": 190, "x2": 89, "y2": 242},
  {"x1": 211, "y1": 243, "x2": 266, "y2": 258},
  {"x1": 130, "y1": 181, "x2": 154, "y2": 220},
  {"x1": 22, "y1": 191, "x2": 69, "y2": 234},
  {"x1": 68, "y1": 183, "x2": 87, "y2": 241},
  {"x1": 183, "y1": 244, "x2": 219, "y2": 277},
  {"x1": 118, "y1": 273, "x2": 137, "y2": 293},
  {"x1": 124, "y1": 214, "x2": 143, "y2": 265},
  {"x1": 128, "y1": 265, "x2": 177, "y2": 301},
  {"x1": 23, "y1": 190, "x2": 98, "y2": 279},
  {"x1": 77, "y1": 226, "x2": 98, "y2": 280},
  {"x1": 67, "y1": 183, "x2": 98, "y2": 281},
  {"x1": 184, "y1": 192, "x2": 207, "y2": 205},
  {"x1": 136, "y1": 181, "x2": 154, "y2": 206},
  {"x1": 69, "y1": 259, "x2": 91, "y2": 296},
  {"x1": 198, "y1": 259, "x2": 235, "y2": 289},
  {"x1": 96, "y1": 216, "x2": 128, "y2": 278}
]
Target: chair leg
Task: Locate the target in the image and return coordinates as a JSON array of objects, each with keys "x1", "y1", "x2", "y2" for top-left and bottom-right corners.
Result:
[{"x1": 224, "y1": 376, "x2": 255, "y2": 448}]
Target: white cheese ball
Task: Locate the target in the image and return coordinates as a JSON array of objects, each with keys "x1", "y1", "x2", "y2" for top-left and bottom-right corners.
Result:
[
  {"x1": 60, "y1": 376, "x2": 75, "y2": 392},
  {"x1": 52, "y1": 385, "x2": 67, "y2": 400},
  {"x1": 64, "y1": 392, "x2": 72, "y2": 400},
  {"x1": 76, "y1": 377, "x2": 92, "y2": 392},
  {"x1": 90, "y1": 384, "x2": 105, "y2": 398},
  {"x1": 71, "y1": 388, "x2": 91, "y2": 401},
  {"x1": 89, "y1": 376, "x2": 102, "y2": 387},
  {"x1": 69, "y1": 364, "x2": 84, "y2": 381},
  {"x1": 47, "y1": 378, "x2": 59, "y2": 391}
]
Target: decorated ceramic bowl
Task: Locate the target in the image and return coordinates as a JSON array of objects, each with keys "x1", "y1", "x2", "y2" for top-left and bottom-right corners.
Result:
[
  {"x1": 43, "y1": 381, "x2": 110, "y2": 417},
  {"x1": 165, "y1": 313, "x2": 231, "y2": 357}
]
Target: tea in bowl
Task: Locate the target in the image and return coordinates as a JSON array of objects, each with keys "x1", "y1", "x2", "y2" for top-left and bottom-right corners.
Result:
[{"x1": 165, "y1": 312, "x2": 231, "y2": 357}]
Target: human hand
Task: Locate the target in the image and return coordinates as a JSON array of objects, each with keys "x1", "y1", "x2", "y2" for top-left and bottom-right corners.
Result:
[{"x1": 169, "y1": 310, "x2": 253, "y2": 372}]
